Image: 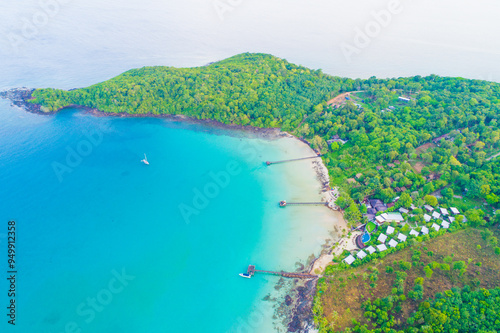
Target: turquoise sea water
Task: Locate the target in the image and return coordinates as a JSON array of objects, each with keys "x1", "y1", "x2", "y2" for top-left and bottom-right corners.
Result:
[{"x1": 0, "y1": 99, "x2": 340, "y2": 332}]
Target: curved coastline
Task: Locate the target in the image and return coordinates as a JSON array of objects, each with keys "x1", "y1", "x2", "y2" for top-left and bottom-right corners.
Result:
[{"x1": 1, "y1": 87, "x2": 346, "y2": 332}]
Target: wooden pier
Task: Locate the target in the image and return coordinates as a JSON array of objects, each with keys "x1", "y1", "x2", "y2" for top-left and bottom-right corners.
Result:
[
  {"x1": 279, "y1": 200, "x2": 326, "y2": 207},
  {"x1": 266, "y1": 154, "x2": 322, "y2": 166},
  {"x1": 244, "y1": 265, "x2": 317, "y2": 279}
]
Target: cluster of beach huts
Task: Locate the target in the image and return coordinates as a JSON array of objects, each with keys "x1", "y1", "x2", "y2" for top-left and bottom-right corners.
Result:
[
  {"x1": 421, "y1": 205, "x2": 463, "y2": 231},
  {"x1": 343, "y1": 203, "x2": 463, "y2": 266}
]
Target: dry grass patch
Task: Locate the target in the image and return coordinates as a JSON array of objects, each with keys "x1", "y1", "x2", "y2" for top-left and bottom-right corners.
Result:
[{"x1": 317, "y1": 228, "x2": 500, "y2": 331}]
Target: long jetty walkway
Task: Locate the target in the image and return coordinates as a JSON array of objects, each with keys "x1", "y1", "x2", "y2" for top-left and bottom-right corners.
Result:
[
  {"x1": 266, "y1": 155, "x2": 322, "y2": 166},
  {"x1": 279, "y1": 200, "x2": 327, "y2": 207},
  {"x1": 245, "y1": 265, "x2": 318, "y2": 279}
]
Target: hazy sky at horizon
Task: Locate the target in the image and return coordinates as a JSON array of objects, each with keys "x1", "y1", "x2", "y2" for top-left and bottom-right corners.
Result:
[{"x1": 1, "y1": 0, "x2": 499, "y2": 88}]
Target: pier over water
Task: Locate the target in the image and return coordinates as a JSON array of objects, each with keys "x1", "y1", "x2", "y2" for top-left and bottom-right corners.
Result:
[
  {"x1": 266, "y1": 154, "x2": 322, "y2": 166},
  {"x1": 244, "y1": 265, "x2": 318, "y2": 279}
]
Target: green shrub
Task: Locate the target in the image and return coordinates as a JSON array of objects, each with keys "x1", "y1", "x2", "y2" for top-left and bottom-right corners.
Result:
[{"x1": 424, "y1": 265, "x2": 433, "y2": 278}]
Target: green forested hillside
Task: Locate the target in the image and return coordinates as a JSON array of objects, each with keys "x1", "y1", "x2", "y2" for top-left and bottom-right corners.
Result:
[{"x1": 30, "y1": 53, "x2": 353, "y2": 131}]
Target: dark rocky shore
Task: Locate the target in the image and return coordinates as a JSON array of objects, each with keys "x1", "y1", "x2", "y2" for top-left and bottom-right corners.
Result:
[
  {"x1": 286, "y1": 278, "x2": 318, "y2": 332},
  {"x1": 0, "y1": 87, "x2": 288, "y2": 140},
  {"x1": 0, "y1": 88, "x2": 43, "y2": 113}
]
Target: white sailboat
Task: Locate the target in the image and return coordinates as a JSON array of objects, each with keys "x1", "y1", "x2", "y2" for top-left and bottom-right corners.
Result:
[{"x1": 141, "y1": 153, "x2": 149, "y2": 165}]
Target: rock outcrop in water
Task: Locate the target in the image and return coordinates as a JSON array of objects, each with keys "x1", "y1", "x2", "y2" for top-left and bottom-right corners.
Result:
[
  {"x1": 0, "y1": 88, "x2": 42, "y2": 113},
  {"x1": 287, "y1": 278, "x2": 317, "y2": 332}
]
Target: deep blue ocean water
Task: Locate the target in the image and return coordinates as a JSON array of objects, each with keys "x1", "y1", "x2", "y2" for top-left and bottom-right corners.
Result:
[{"x1": 0, "y1": 99, "x2": 337, "y2": 332}]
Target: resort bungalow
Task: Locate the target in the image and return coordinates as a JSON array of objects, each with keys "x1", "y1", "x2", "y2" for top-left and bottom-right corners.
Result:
[
  {"x1": 431, "y1": 223, "x2": 440, "y2": 232},
  {"x1": 442, "y1": 221, "x2": 450, "y2": 229},
  {"x1": 399, "y1": 208, "x2": 409, "y2": 214},
  {"x1": 344, "y1": 255, "x2": 356, "y2": 265},
  {"x1": 409, "y1": 229, "x2": 419, "y2": 237},
  {"x1": 377, "y1": 244, "x2": 388, "y2": 252},
  {"x1": 450, "y1": 207, "x2": 460, "y2": 215},
  {"x1": 388, "y1": 239, "x2": 398, "y2": 248},
  {"x1": 449, "y1": 216, "x2": 455, "y2": 223},
  {"x1": 375, "y1": 215, "x2": 385, "y2": 223},
  {"x1": 421, "y1": 226, "x2": 429, "y2": 235},
  {"x1": 378, "y1": 233, "x2": 388, "y2": 243},
  {"x1": 386, "y1": 226, "x2": 395, "y2": 235},
  {"x1": 440, "y1": 208, "x2": 449, "y2": 216},
  {"x1": 327, "y1": 135, "x2": 348, "y2": 145},
  {"x1": 424, "y1": 205, "x2": 434, "y2": 212},
  {"x1": 357, "y1": 250, "x2": 367, "y2": 259},
  {"x1": 398, "y1": 96, "x2": 411, "y2": 102},
  {"x1": 347, "y1": 178, "x2": 357, "y2": 184},
  {"x1": 432, "y1": 211, "x2": 441, "y2": 219},
  {"x1": 397, "y1": 233, "x2": 407, "y2": 242},
  {"x1": 385, "y1": 212, "x2": 404, "y2": 223},
  {"x1": 366, "y1": 246, "x2": 376, "y2": 254},
  {"x1": 424, "y1": 214, "x2": 432, "y2": 222},
  {"x1": 369, "y1": 199, "x2": 384, "y2": 207}
]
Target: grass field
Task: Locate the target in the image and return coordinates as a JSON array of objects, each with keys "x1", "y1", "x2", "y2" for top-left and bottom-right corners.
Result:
[
  {"x1": 366, "y1": 222, "x2": 376, "y2": 233},
  {"x1": 315, "y1": 227, "x2": 500, "y2": 332}
]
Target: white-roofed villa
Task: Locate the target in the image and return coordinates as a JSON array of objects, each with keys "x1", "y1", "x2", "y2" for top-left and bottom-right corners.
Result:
[
  {"x1": 377, "y1": 244, "x2": 388, "y2": 252},
  {"x1": 344, "y1": 255, "x2": 356, "y2": 265},
  {"x1": 432, "y1": 211, "x2": 441, "y2": 219},
  {"x1": 378, "y1": 233, "x2": 388, "y2": 243},
  {"x1": 366, "y1": 246, "x2": 376, "y2": 254},
  {"x1": 386, "y1": 226, "x2": 395, "y2": 235},
  {"x1": 388, "y1": 239, "x2": 398, "y2": 248},
  {"x1": 357, "y1": 250, "x2": 367, "y2": 259}
]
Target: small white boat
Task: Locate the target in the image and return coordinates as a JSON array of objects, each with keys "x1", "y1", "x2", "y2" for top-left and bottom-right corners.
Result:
[
  {"x1": 239, "y1": 273, "x2": 251, "y2": 279},
  {"x1": 141, "y1": 154, "x2": 149, "y2": 165}
]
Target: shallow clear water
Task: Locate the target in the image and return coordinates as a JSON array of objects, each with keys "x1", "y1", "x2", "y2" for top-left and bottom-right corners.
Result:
[{"x1": 0, "y1": 100, "x2": 340, "y2": 332}]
